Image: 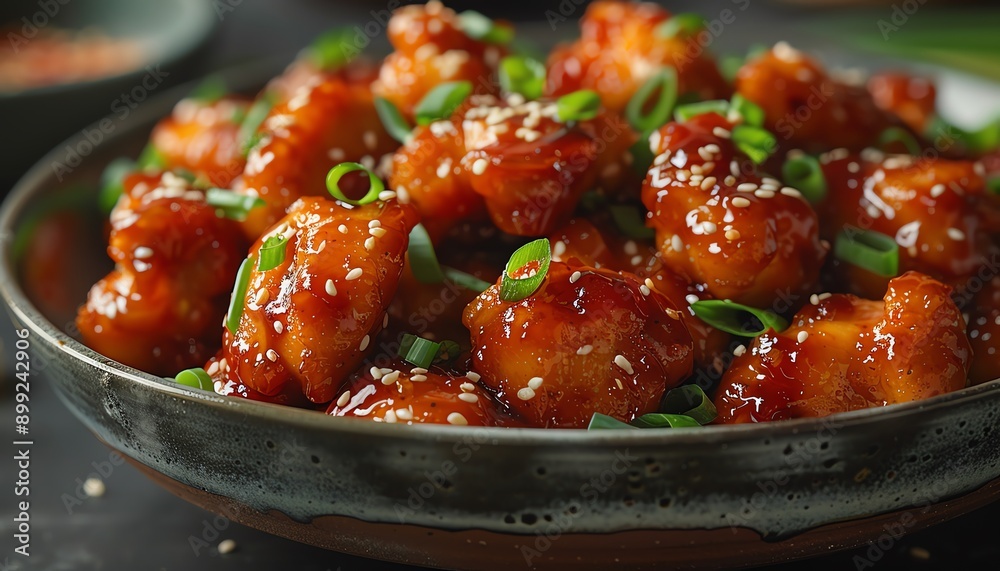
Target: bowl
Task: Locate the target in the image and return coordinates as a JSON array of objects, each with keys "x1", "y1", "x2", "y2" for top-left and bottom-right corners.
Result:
[{"x1": 3, "y1": 61, "x2": 1000, "y2": 571}]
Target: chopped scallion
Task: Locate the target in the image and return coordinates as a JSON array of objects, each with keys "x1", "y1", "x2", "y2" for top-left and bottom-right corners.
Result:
[
  {"x1": 309, "y1": 28, "x2": 358, "y2": 71},
  {"x1": 458, "y1": 10, "x2": 514, "y2": 44},
  {"x1": 673, "y1": 99, "x2": 729, "y2": 123},
  {"x1": 498, "y1": 55, "x2": 546, "y2": 100},
  {"x1": 399, "y1": 334, "x2": 441, "y2": 369},
  {"x1": 226, "y1": 256, "x2": 254, "y2": 334},
  {"x1": 781, "y1": 155, "x2": 827, "y2": 203},
  {"x1": 258, "y1": 234, "x2": 289, "y2": 272},
  {"x1": 690, "y1": 299, "x2": 789, "y2": 337},
  {"x1": 206, "y1": 188, "x2": 266, "y2": 221},
  {"x1": 626, "y1": 68, "x2": 678, "y2": 134},
  {"x1": 99, "y1": 158, "x2": 135, "y2": 213},
  {"x1": 414, "y1": 81, "x2": 473, "y2": 126},
  {"x1": 556, "y1": 90, "x2": 602, "y2": 123},
  {"x1": 587, "y1": 413, "x2": 637, "y2": 430},
  {"x1": 661, "y1": 385, "x2": 717, "y2": 425},
  {"x1": 656, "y1": 13, "x2": 705, "y2": 39},
  {"x1": 878, "y1": 126, "x2": 921, "y2": 155},
  {"x1": 731, "y1": 124, "x2": 776, "y2": 165},
  {"x1": 374, "y1": 97, "x2": 413, "y2": 144},
  {"x1": 834, "y1": 227, "x2": 899, "y2": 277},
  {"x1": 729, "y1": 93, "x2": 765, "y2": 127},
  {"x1": 631, "y1": 413, "x2": 701, "y2": 428},
  {"x1": 174, "y1": 368, "x2": 214, "y2": 391},
  {"x1": 239, "y1": 92, "x2": 277, "y2": 155},
  {"x1": 500, "y1": 238, "x2": 551, "y2": 302},
  {"x1": 325, "y1": 162, "x2": 385, "y2": 205}
]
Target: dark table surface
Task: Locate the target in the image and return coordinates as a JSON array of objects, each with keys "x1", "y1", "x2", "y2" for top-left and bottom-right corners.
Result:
[{"x1": 2, "y1": 1, "x2": 999, "y2": 569}]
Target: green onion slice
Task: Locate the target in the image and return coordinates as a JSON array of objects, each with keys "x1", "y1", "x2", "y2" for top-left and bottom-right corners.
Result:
[
  {"x1": 309, "y1": 28, "x2": 358, "y2": 71},
  {"x1": 458, "y1": 10, "x2": 514, "y2": 44},
  {"x1": 878, "y1": 126, "x2": 921, "y2": 155},
  {"x1": 631, "y1": 413, "x2": 701, "y2": 429},
  {"x1": 834, "y1": 227, "x2": 899, "y2": 277},
  {"x1": 238, "y1": 92, "x2": 277, "y2": 156},
  {"x1": 442, "y1": 267, "x2": 492, "y2": 292},
  {"x1": 988, "y1": 177, "x2": 1000, "y2": 195},
  {"x1": 326, "y1": 162, "x2": 384, "y2": 205},
  {"x1": 587, "y1": 413, "x2": 638, "y2": 430},
  {"x1": 190, "y1": 75, "x2": 227, "y2": 103},
  {"x1": 926, "y1": 115, "x2": 1000, "y2": 155},
  {"x1": 556, "y1": 90, "x2": 602, "y2": 123},
  {"x1": 610, "y1": 204, "x2": 655, "y2": 240},
  {"x1": 661, "y1": 385, "x2": 717, "y2": 425},
  {"x1": 374, "y1": 96, "x2": 413, "y2": 144},
  {"x1": 781, "y1": 155, "x2": 827, "y2": 203},
  {"x1": 732, "y1": 124, "x2": 777, "y2": 165},
  {"x1": 498, "y1": 55, "x2": 546, "y2": 100},
  {"x1": 226, "y1": 256, "x2": 254, "y2": 334},
  {"x1": 720, "y1": 54, "x2": 744, "y2": 85},
  {"x1": 674, "y1": 99, "x2": 729, "y2": 123},
  {"x1": 414, "y1": 81, "x2": 473, "y2": 126},
  {"x1": 657, "y1": 13, "x2": 706, "y2": 39},
  {"x1": 729, "y1": 93, "x2": 765, "y2": 127},
  {"x1": 629, "y1": 139, "x2": 655, "y2": 177},
  {"x1": 399, "y1": 334, "x2": 441, "y2": 369},
  {"x1": 408, "y1": 223, "x2": 446, "y2": 283},
  {"x1": 690, "y1": 299, "x2": 789, "y2": 337},
  {"x1": 137, "y1": 144, "x2": 166, "y2": 170},
  {"x1": 99, "y1": 157, "x2": 135, "y2": 213},
  {"x1": 174, "y1": 368, "x2": 214, "y2": 391},
  {"x1": 500, "y1": 238, "x2": 551, "y2": 302},
  {"x1": 258, "y1": 234, "x2": 289, "y2": 272},
  {"x1": 206, "y1": 188, "x2": 266, "y2": 221},
  {"x1": 626, "y1": 68, "x2": 678, "y2": 134}
]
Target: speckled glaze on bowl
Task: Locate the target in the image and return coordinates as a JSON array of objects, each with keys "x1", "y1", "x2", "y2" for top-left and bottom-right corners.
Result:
[{"x1": 2, "y1": 63, "x2": 1000, "y2": 570}]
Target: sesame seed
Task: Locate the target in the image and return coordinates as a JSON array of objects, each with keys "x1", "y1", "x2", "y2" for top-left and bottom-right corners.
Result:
[
  {"x1": 713, "y1": 127, "x2": 731, "y2": 139},
  {"x1": 273, "y1": 320, "x2": 284, "y2": 334},
  {"x1": 705, "y1": 144, "x2": 721, "y2": 155},
  {"x1": 460, "y1": 382, "x2": 476, "y2": 393},
  {"x1": 325, "y1": 279, "x2": 338, "y2": 296},
  {"x1": 364, "y1": 237, "x2": 375, "y2": 250},
  {"x1": 458, "y1": 393, "x2": 479, "y2": 403},
  {"x1": 733, "y1": 344, "x2": 746, "y2": 357},
  {"x1": 447, "y1": 412, "x2": 469, "y2": 425},
  {"x1": 630, "y1": 254, "x2": 643, "y2": 266},
  {"x1": 517, "y1": 387, "x2": 535, "y2": 401},
  {"x1": 671, "y1": 234, "x2": 684, "y2": 251},
  {"x1": 218, "y1": 539, "x2": 237, "y2": 555},
  {"x1": 266, "y1": 349, "x2": 279, "y2": 362},
  {"x1": 378, "y1": 190, "x2": 397, "y2": 201},
  {"x1": 930, "y1": 184, "x2": 946, "y2": 198},
  {"x1": 411, "y1": 374, "x2": 427, "y2": 382},
  {"x1": 338, "y1": 224, "x2": 348, "y2": 234},
  {"x1": 396, "y1": 408, "x2": 413, "y2": 421},
  {"x1": 737, "y1": 183, "x2": 758, "y2": 192},
  {"x1": 818, "y1": 292, "x2": 832, "y2": 301},
  {"x1": 614, "y1": 354, "x2": 635, "y2": 375},
  {"x1": 370, "y1": 366, "x2": 383, "y2": 379},
  {"x1": 725, "y1": 229, "x2": 741, "y2": 241},
  {"x1": 708, "y1": 243, "x2": 722, "y2": 254},
  {"x1": 255, "y1": 288, "x2": 270, "y2": 306},
  {"x1": 83, "y1": 477, "x2": 105, "y2": 497},
  {"x1": 411, "y1": 367, "x2": 428, "y2": 374},
  {"x1": 698, "y1": 147, "x2": 714, "y2": 161},
  {"x1": 383, "y1": 313, "x2": 389, "y2": 328},
  {"x1": 700, "y1": 176, "x2": 717, "y2": 191},
  {"x1": 577, "y1": 344, "x2": 593, "y2": 355},
  {"x1": 724, "y1": 175, "x2": 736, "y2": 186},
  {"x1": 569, "y1": 271, "x2": 582, "y2": 284},
  {"x1": 615, "y1": 378, "x2": 624, "y2": 390},
  {"x1": 134, "y1": 246, "x2": 154, "y2": 259},
  {"x1": 370, "y1": 227, "x2": 387, "y2": 237},
  {"x1": 640, "y1": 284, "x2": 651, "y2": 296},
  {"x1": 381, "y1": 370, "x2": 401, "y2": 385},
  {"x1": 337, "y1": 390, "x2": 351, "y2": 407},
  {"x1": 207, "y1": 361, "x2": 220, "y2": 376},
  {"x1": 368, "y1": 220, "x2": 381, "y2": 228},
  {"x1": 797, "y1": 331, "x2": 809, "y2": 343},
  {"x1": 810, "y1": 294, "x2": 820, "y2": 305},
  {"x1": 686, "y1": 294, "x2": 700, "y2": 304},
  {"x1": 360, "y1": 335, "x2": 370, "y2": 351},
  {"x1": 780, "y1": 187, "x2": 802, "y2": 198},
  {"x1": 947, "y1": 228, "x2": 965, "y2": 241},
  {"x1": 754, "y1": 189, "x2": 775, "y2": 199},
  {"x1": 384, "y1": 409, "x2": 398, "y2": 423},
  {"x1": 528, "y1": 377, "x2": 544, "y2": 390},
  {"x1": 731, "y1": 196, "x2": 751, "y2": 208},
  {"x1": 472, "y1": 158, "x2": 486, "y2": 175},
  {"x1": 346, "y1": 268, "x2": 363, "y2": 280},
  {"x1": 702, "y1": 221, "x2": 718, "y2": 234}
]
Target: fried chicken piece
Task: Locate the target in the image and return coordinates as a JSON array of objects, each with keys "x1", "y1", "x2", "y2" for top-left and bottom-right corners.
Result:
[
  {"x1": 149, "y1": 96, "x2": 248, "y2": 187},
  {"x1": 715, "y1": 272, "x2": 971, "y2": 423},
  {"x1": 867, "y1": 71, "x2": 937, "y2": 135}
]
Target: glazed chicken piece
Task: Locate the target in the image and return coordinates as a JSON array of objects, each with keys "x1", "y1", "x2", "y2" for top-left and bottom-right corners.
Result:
[
  {"x1": 641, "y1": 112, "x2": 828, "y2": 307},
  {"x1": 463, "y1": 260, "x2": 694, "y2": 428},
  {"x1": 374, "y1": 1, "x2": 505, "y2": 120},
  {"x1": 76, "y1": 172, "x2": 247, "y2": 375},
  {"x1": 233, "y1": 60, "x2": 397, "y2": 239},
  {"x1": 867, "y1": 72, "x2": 938, "y2": 135},
  {"x1": 715, "y1": 272, "x2": 972, "y2": 423},
  {"x1": 735, "y1": 43, "x2": 898, "y2": 154},
  {"x1": 549, "y1": 217, "x2": 730, "y2": 370},
  {"x1": 546, "y1": 1, "x2": 730, "y2": 113},
  {"x1": 327, "y1": 359, "x2": 499, "y2": 426},
  {"x1": 149, "y1": 96, "x2": 249, "y2": 187},
  {"x1": 210, "y1": 195, "x2": 418, "y2": 404},
  {"x1": 392, "y1": 94, "x2": 635, "y2": 237},
  {"x1": 817, "y1": 150, "x2": 1000, "y2": 298}
]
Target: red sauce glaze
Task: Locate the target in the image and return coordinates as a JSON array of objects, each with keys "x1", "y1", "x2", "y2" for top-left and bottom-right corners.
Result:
[
  {"x1": 326, "y1": 359, "x2": 500, "y2": 426},
  {"x1": 545, "y1": 1, "x2": 730, "y2": 112},
  {"x1": 715, "y1": 272, "x2": 971, "y2": 423},
  {"x1": 462, "y1": 260, "x2": 694, "y2": 428},
  {"x1": 392, "y1": 93, "x2": 635, "y2": 237},
  {"x1": 642, "y1": 112, "x2": 828, "y2": 307},
  {"x1": 234, "y1": 60, "x2": 397, "y2": 240},
  {"x1": 216, "y1": 196, "x2": 418, "y2": 404},
  {"x1": 76, "y1": 172, "x2": 247, "y2": 375},
  {"x1": 867, "y1": 72, "x2": 937, "y2": 135},
  {"x1": 548, "y1": 217, "x2": 730, "y2": 369},
  {"x1": 150, "y1": 97, "x2": 248, "y2": 188},
  {"x1": 736, "y1": 44, "x2": 898, "y2": 154},
  {"x1": 817, "y1": 151, "x2": 1000, "y2": 297},
  {"x1": 374, "y1": 1, "x2": 505, "y2": 120}
]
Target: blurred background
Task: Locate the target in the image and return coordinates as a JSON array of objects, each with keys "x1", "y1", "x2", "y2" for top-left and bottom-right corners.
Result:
[{"x1": 2, "y1": 0, "x2": 1000, "y2": 569}]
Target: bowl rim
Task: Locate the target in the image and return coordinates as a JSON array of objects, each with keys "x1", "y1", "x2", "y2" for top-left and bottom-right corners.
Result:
[
  {"x1": 0, "y1": 0, "x2": 216, "y2": 100},
  {"x1": 2, "y1": 58, "x2": 998, "y2": 447}
]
